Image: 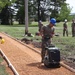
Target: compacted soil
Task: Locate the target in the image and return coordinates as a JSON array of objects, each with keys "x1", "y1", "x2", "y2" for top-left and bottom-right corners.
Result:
[{"x1": 0, "y1": 33, "x2": 75, "y2": 75}]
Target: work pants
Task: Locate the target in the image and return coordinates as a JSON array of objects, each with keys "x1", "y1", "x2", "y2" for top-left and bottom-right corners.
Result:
[{"x1": 63, "y1": 29, "x2": 68, "y2": 36}]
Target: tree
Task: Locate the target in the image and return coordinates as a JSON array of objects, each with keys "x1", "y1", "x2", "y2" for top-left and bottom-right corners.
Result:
[
  {"x1": 15, "y1": 0, "x2": 25, "y2": 24},
  {"x1": 0, "y1": 0, "x2": 8, "y2": 12},
  {"x1": 0, "y1": 4, "x2": 10, "y2": 25},
  {"x1": 15, "y1": 0, "x2": 71, "y2": 23},
  {"x1": 58, "y1": 3, "x2": 71, "y2": 21},
  {"x1": 0, "y1": 0, "x2": 16, "y2": 25}
]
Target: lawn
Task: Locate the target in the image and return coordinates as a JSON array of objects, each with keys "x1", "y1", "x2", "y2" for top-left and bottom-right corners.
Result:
[
  {"x1": 0, "y1": 55, "x2": 9, "y2": 75},
  {"x1": 0, "y1": 22, "x2": 74, "y2": 46}
]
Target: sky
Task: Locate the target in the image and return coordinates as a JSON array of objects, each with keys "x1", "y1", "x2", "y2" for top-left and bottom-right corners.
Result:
[{"x1": 66, "y1": 0, "x2": 75, "y2": 13}]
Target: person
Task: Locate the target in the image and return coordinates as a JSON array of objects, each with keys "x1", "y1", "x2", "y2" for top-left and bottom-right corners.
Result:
[
  {"x1": 63, "y1": 19, "x2": 68, "y2": 37},
  {"x1": 40, "y1": 18, "x2": 56, "y2": 63},
  {"x1": 71, "y1": 19, "x2": 75, "y2": 37},
  {"x1": 38, "y1": 20, "x2": 43, "y2": 33}
]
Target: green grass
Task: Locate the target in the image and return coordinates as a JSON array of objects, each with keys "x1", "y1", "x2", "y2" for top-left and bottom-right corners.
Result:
[
  {"x1": 0, "y1": 65, "x2": 8, "y2": 75},
  {"x1": 0, "y1": 56, "x2": 9, "y2": 75},
  {"x1": 0, "y1": 22, "x2": 75, "y2": 57},
  {"x1": 0, "y1": 22, "x2": 74, "y2": 47}
]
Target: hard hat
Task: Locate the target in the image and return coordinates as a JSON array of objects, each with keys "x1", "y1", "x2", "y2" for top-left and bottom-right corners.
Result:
[
  {"x1": 39, "y1": 20, "x2": 42, "y2": 23},
  {"x1": 1, "y1": 39, "x2": 5, "y2": 44},
  {"x1": 50, "y1": 18, "x2": 56, "y2": 25},
  {"x1": 65, "y1": 19, "x2": 67, "y2": 22}
]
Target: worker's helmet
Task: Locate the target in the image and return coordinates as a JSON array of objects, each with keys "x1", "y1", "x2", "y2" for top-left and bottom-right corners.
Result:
[
  {"x1": 65, "y1": 19, "x2": 67, "y2": 22},
  {"x1": 50, "y1": 18, "x2": 56, "y2": 25},
  {"x1": 39, "y1": 20, "x2": 42, "y2": 23}
]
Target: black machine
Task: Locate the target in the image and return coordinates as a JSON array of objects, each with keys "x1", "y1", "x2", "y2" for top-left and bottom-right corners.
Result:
[{"x1": 43, "y1": 36, "x2": 60, "y2": 68}]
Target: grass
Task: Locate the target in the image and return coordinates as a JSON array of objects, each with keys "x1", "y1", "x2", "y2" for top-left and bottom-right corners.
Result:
[
  {"x1": 0, "y1": 22, "x2": 75, "y2": 49},
  {"x1": 0, "y1": 56, "x2": 9, "y2": 75}
]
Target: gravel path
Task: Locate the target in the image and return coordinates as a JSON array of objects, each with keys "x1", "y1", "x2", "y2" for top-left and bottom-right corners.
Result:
[{"x1": 0, "y1": 33, "x2": 75, "y2": 75}]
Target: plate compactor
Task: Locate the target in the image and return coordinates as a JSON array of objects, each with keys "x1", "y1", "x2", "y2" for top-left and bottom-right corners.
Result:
[{"x1": 43, "y1": 36, "x2": 60, "y2": 68}]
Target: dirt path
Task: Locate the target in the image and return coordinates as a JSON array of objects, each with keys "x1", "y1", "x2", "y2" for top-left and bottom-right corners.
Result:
[{"x1": 0, "y1": 33, "x2": 75, "y2": 75}]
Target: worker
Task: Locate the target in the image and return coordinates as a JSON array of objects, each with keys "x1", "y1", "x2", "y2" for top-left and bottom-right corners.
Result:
[
  {"x1": 63, "y1": 19, "x2": 68, "y2": 37},
  {"x1": 38, "y1": 20, "x2": 43, "y2": 33},
  {"x1": 71, "y1": 19, "x2": 75, "y2": 37},
  {"x1": 40, "y1": 18, "x2": 56, "y2": 63}
]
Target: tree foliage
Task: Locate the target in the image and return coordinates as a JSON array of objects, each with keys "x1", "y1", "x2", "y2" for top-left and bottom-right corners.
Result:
[
  {"x1": 0, "y1": 0, "x2": 16, "y2": 25},
  {"x1": 0, "y1": 0, "x2": 8, "y2": 12},
  {"x1": 0, "y1": 0, "x2": 72, "y2": 25},
  {"x1": 15, "y1": 0, "x2": 25, "y2": 24},
  {"x1": 58, "y1": 3, "x2": 71, "y2": 21}
]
